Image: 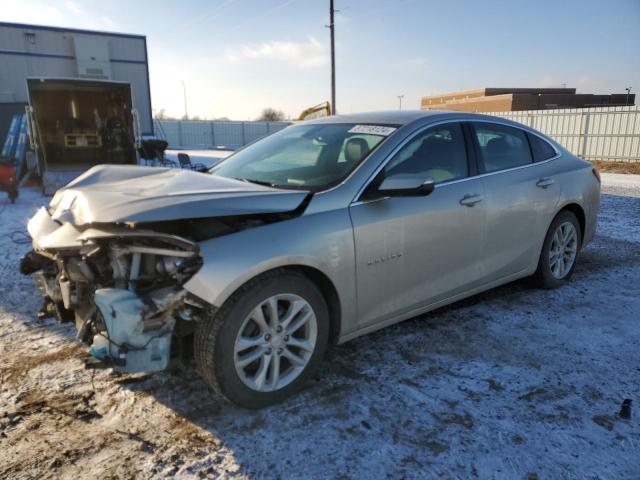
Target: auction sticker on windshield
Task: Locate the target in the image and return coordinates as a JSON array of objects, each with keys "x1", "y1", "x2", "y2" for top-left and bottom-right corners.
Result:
[{"x1": 348, "y1": 125, "x2": 397, "y2": 136}]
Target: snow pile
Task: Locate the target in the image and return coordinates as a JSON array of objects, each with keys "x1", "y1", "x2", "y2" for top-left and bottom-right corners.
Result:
[{"x1": 1, "y1": 177, "x2": 639, "y2": 479}]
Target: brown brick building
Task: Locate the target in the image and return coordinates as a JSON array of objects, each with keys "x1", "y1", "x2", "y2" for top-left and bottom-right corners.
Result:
[{"x1": 421, "y1": 87, "x2": 635, "y2": 112}]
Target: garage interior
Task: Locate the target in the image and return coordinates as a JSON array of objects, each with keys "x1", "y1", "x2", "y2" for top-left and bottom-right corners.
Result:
[{"x1": 28, "y1": 79, "x2": 137, "y2": 171}]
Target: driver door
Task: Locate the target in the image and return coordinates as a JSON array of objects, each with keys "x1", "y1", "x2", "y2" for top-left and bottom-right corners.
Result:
[{"x1": 349, "y1": 122, "x2": 486, "y2": 327}]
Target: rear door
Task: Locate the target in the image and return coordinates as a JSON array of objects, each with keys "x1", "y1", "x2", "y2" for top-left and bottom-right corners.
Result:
[
  {"x1": 349, "y1": 122, "x2": 487, "y2": 327},
  {"x1": 469, "y1": 122, "x2": 560, "y2": 280}
]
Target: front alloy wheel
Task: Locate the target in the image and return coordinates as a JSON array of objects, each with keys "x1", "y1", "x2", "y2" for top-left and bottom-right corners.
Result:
[
  {"x1": 233, "y1": 294, "x2": 317, "y2": 392},
  {"x1": 195, "y1": 270, "x2": 329, "y2": 408}
]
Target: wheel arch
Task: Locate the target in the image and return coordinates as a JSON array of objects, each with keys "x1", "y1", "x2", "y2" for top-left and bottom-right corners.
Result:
[
  {"x1": 230, "y1": 265, "x2": 342, "y2": 345},
  {"x1": 189, "y1": 261, "x2": 344, "y2": 345},
  {"x1": 284, "y1": 265, "x2": 342, "y2": 345},
  {"x1": 557, "y1": 202, "x2": 586, "y2": 242},
  {"x1": 532, "y1": 201, "x2": 587, "y2": 272}
]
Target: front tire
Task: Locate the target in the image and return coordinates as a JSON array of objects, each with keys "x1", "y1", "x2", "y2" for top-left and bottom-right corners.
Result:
[
  {"x1": 194, "y1": 270, "x2": 329, "y2": 408},
  {"x1": 533, "y1": 210, "x2": 582, "y2": 289}
]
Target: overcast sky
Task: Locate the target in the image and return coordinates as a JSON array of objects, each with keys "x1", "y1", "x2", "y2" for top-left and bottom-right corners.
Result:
[{"x1": 3, "y1": 0, "x2": 640, "y2": 120}]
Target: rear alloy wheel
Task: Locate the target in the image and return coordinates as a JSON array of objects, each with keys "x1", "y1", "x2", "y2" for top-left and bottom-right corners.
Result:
[
  {"x1": 548, "y1": 222, "x2": 578, "y2": 279},
  {"x1": 195, "y1": 270, "x2": 329, "y2": 408},
  {"x1": 533, "y1": 210, "x2": 582, "y2": 289}
]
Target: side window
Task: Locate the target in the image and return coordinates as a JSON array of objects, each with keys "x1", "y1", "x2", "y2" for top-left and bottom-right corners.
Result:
[
  {"x1": 527, "y1": 133, "x2": 557, "y2": 162},
  {"x1": 385, "y1": 123, "x2": 469, "y2": 183},
  {"x1": 472, "y1": 123, "x2": 533, "y2": 173}
]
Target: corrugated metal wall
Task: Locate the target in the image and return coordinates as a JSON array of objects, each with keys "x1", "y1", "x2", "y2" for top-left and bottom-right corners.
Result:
[
  {"x1": 154, "y1": 120, "x2": 291, "y2": 149},
  {"x1": 0, "y1": 23, "x2": 153, "y2": 135},
  {"x1": 490, "y1": 106, "x2": 640, "y2": 162}
]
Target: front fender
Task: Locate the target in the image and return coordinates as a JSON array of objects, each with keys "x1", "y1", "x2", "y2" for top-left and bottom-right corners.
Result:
[{"x1": 183, "y1": 208, "x2": 358, "y2": 337}]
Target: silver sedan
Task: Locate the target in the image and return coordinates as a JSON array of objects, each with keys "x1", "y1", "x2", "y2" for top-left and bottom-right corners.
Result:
[{"x1": 22, "y1": 111, "x2": 600, "y2": 407}]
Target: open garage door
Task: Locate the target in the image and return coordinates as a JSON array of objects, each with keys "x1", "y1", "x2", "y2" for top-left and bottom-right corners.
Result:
[{"x1": 26, "y1": 78, "x2": 139, "y2": 193}]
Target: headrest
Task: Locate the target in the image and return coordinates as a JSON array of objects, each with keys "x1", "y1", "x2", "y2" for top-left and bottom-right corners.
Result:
[
  {"x1": 418, "y1": 136, "x2": 450, "y2": 161},
  {"x1": 486, "y1": 137, "x2": 510, "y2": 155},
  {"x1": 344, "y1": 138, "x2": 370, "y2": 164}
]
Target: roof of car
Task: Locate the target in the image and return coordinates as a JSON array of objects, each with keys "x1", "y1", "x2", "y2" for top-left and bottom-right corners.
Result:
[{"x1": 307, "y1": 110, "x2": 459, "y2": 126}]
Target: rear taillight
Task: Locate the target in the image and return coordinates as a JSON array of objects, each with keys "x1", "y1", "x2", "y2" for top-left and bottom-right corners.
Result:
[{"x1": 592, "y1": 167, "x2": 601, "y2": 184}]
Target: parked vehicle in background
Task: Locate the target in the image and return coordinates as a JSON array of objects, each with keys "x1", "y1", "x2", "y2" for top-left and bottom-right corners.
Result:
[{"x1": 21, "y1": 111, "x2": 600, "y2": 408}]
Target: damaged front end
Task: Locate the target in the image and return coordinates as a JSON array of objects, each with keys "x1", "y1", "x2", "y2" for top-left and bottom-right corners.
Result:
[{"x1": 21, "y1": 207, "x2": 204, "y2": 373}]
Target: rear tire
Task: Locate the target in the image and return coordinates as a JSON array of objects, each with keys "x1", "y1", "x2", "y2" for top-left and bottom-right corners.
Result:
[
  {"x1": 532, "y1": 210, "x2": 582, "y2": 289},
  {"x1": 194, "y1": 270, "x2": 329, "y2": 408}
]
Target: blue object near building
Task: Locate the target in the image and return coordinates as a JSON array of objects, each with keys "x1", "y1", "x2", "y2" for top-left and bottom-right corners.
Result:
[
  {"x1": 1, "y1": 114, "x2": 22, "y2": 160},
  {"x1": 13, "y1": 114, "x2": 28, "y2": 163}
]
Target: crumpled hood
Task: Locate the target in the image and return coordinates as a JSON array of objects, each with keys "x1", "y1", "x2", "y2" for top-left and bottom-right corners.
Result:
[{"x1": 48, "y1": 165, "x2": 309, "y2": 226}]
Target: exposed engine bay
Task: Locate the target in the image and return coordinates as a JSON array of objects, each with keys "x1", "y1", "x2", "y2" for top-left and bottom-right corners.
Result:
[
  {"x1": 20, "y1": 208, "x2": 303, "y2": 374},
  {"x1": 20, "y1": 207, "x2": 206, "y2": 373}
]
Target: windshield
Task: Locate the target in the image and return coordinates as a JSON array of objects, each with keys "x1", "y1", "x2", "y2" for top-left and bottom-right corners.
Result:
[{"x1": 210, "y1": 123, "x2": 396, "y2": 190}]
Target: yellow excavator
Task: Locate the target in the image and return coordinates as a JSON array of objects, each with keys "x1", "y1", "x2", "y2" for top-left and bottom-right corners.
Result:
[{"x1": 298, "y1": 101, "x2": 332, "y2": 121}]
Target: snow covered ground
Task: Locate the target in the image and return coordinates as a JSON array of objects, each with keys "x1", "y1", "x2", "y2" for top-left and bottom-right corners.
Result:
[{"x1": 0, "y1": 174, "x2": 639, "y2": 479}]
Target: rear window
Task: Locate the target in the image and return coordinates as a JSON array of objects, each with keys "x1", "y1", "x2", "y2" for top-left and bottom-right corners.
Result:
[
  {"x1": 472, "y1": 122, "x2": 533, "y2": 173},
  {"x1": 527, "y1": 133, "x2": 557, "y2": 162}
]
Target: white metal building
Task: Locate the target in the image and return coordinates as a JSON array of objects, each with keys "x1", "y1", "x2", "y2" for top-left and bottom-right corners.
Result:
[{"x1": 0, "y1": 22, "x2": 153, "y2": 136}]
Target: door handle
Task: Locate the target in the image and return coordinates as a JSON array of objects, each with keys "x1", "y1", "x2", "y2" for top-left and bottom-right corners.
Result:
[
  {"x1": 459, "y1": 194, "x2": 483, "y2": 207},
  {"x1": 536, "y1": 178, "x2": 555, "y2": 189}
]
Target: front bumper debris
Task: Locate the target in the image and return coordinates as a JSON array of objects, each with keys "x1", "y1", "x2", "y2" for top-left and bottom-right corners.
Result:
[
  {"x1": 21, "y1": 205, "x2": 204, "y2": 373},
  {"x1": 89, "y1": 288, "x2": 176, "y2": 373}
]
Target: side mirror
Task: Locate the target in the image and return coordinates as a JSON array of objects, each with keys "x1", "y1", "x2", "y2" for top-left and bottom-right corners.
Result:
[{"x1": 372, "y1": 174, "x2": 435, "y2": 198}]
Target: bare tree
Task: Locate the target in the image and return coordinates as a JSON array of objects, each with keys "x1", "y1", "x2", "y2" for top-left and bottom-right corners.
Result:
[{"x1": 258, "y1": 108, "x2": 285, "y2": 122}]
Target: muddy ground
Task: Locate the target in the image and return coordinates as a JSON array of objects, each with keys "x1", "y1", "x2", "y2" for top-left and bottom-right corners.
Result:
[{"x1": 1, "y1": 174, "x2": 639, "y2": 479}]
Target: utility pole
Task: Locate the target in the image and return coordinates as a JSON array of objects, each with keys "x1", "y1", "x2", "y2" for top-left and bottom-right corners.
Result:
[
  {"x1": 181, "y1": 80, "x2": 188, "y2": 120},
  {"x1": 329, "y1": 0, "x2": 336, "y2": 114},
  {"x1": 397, "y1": 94, "x2": 404, "y2": 111},
  {"x1": 625, "y1": 87, "x2": 632, "y2": 106}
]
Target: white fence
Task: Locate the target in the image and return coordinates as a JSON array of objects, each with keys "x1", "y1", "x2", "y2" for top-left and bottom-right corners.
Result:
[
  {"x1": 490, "y1": 106, "x2": 640, "y2": 162},
  {"x1": 153, "y1": 119, "x2": 291, "y2": 149},
  {"x1": 154, "y1": 107, "x2": 640, "y2": 162}
]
